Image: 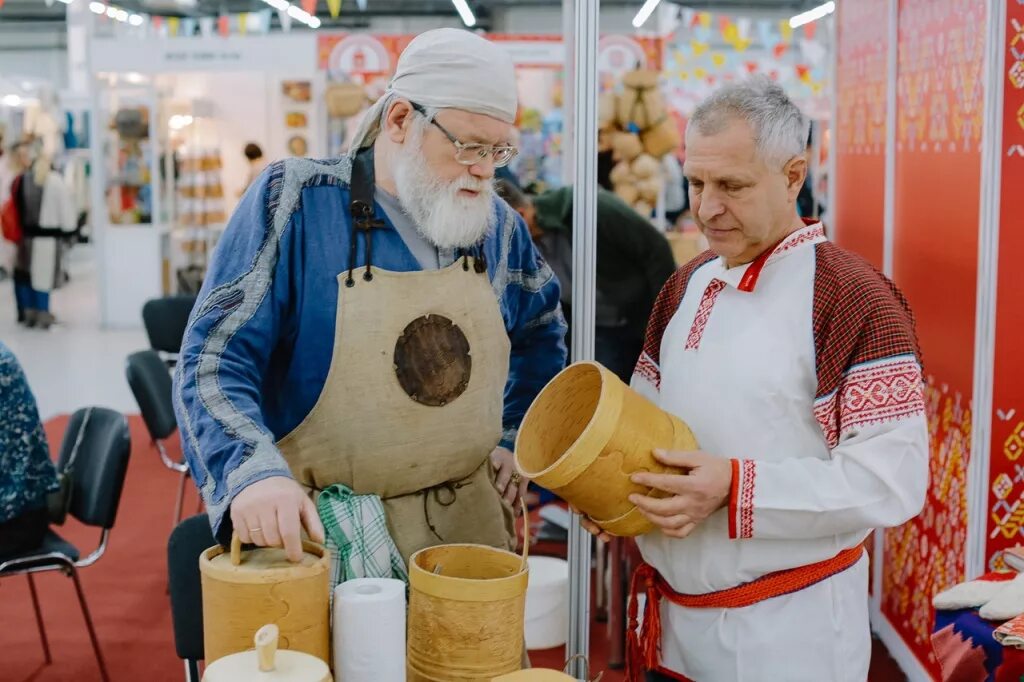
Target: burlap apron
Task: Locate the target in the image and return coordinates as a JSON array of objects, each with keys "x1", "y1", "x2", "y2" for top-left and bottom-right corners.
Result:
[{"x1": 277, "y1": 153, "x2": 514, "y2": 562}]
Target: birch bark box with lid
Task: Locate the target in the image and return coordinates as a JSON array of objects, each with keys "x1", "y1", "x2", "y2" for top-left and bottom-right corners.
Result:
[
  {"x1": 514, "y1": 361, "x2": 699, "y2": 536},
  {"x1": 202, "y1": 624, "x2": 331, "y2": 682},
  {"x1": 199, "y1": 533, "x2": 331, "y2": 665}
]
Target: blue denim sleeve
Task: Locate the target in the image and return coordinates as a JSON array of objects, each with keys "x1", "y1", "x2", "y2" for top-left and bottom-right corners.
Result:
[
  {"x1": 497, "y1": 207, "x2": 568, "y2": 450},
  {"x1": 172, "y1": 163, "x2": 296, "y2": 542}
]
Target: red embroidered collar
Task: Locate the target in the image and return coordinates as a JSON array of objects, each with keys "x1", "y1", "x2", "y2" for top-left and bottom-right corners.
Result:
[{"x1": 736, "y1": 219, "x2": 825, "y2": 293}]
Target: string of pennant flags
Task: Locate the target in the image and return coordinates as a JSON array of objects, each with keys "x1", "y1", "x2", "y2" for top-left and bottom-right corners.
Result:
[
  {"x1": 665, "y1": 5, "x2": 831, "y2": 117},
  {"x1": 86, "y1": 0, "x2": 363, "y2": 36}
]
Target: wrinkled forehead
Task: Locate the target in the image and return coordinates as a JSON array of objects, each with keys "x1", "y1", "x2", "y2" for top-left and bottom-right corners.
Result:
[{"x1": 683, "y1": 119, "x2": 765, "y2": 178}]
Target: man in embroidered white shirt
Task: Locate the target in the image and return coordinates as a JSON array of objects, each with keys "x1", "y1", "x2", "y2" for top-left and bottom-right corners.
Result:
[{"x1": 583, "y1": 77, "x2": 929, "y2": 682}]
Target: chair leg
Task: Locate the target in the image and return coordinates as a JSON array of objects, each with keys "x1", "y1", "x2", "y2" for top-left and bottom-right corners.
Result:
[
  {"x1": 69, "y1": 566, "x2": 111, "y2": 682},
  {"x1": 174, "y1": 468, "x2": 188, "y2": 527},
  {"x1": 26, "y1": 574, "x2": 52, "y2": 664},
  {"x1": 185, "y1": 658, "x2": 201, "y2": 682}
]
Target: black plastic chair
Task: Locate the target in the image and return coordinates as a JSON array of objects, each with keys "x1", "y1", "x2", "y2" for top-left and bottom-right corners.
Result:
[
  {"x1": 0, "y1": 407, "x2": 132, "y2": 682},
  {"x1": 126, "y1": 349, "x2": 191, "y2": 527},
  {"x1": 167, "y1": 513, "x2": 215, "y2": 682},
  {"x1": 141, "y1": 295, "x2": 197, "y2": 367}
]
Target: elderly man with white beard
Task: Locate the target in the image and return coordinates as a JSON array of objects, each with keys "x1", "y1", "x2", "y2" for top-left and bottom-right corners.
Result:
[{"x1": 173, "y1": 29, "x2": 567, "y2": 578}]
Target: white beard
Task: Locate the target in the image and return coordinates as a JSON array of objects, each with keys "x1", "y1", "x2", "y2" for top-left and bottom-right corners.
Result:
[{"x1": 392, "y1": 125, "x2": 495, "y2": 249}]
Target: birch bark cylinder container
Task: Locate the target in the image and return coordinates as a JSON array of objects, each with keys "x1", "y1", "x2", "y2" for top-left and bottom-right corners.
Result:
[
  {"x1": 199, "y1": 533, "x2": 331, "y2": 666},
  {"x1": 514, "y1": 361, "x2": 699, "y2": 536},
  {"x1": 201, "y1": 624, "x2": 332, "y2": 682},
  {"x1": 406, "y1": 543, "x2": 530, "y2": 681}
]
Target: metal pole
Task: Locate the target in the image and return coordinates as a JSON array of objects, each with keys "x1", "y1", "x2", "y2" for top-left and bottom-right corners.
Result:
[
  {"x1": 967, "y1": 0, "x2": 1007, "y2": 580},
  {"x1": 566, "y1": 0, "x2": 599, "y2": 678}
]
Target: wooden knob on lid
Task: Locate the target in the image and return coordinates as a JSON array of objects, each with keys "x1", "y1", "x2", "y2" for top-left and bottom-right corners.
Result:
[{"x1": 255, "y1": 624, "x2": 279, "y2": 672}]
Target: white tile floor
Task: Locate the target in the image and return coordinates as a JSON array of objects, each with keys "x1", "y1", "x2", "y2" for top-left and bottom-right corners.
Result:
[{"x1": 0, "y1": 244, "x2": 149, "y2": 420}]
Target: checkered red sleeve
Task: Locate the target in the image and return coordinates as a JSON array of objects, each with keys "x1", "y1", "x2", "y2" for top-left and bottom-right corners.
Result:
[
  {"x1": 633, "y1": 250, "x2": 717, "y2": 392},
  {"x1": 812, "y1": 243, "x2": 924, "y2": 447}
]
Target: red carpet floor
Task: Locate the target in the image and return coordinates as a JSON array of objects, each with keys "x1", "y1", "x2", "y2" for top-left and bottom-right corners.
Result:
[{"x1": 1, "y1": 416, "x2": 908, "y2": 681}]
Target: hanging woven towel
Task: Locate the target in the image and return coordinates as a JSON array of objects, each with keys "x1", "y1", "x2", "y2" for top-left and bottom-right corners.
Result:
[{"x1": 318, "y1": 483, "x2": 409, "y2": 589}]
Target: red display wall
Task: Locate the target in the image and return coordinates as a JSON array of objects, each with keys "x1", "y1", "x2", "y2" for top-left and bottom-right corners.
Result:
[
  {"x1": 984, "y1": 3, "x2": 1024, "y2": 569},
  {"x1": 880, "y1": 0, "x2": 985, "y2": 674},
  {"x1": 832, "y1": 0, "x2": 888, "y2": 268}
]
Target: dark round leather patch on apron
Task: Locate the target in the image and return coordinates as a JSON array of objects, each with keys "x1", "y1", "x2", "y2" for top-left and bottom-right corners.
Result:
[{"x1": 394, "y1": 314, "x2": 472, "y2": 407}]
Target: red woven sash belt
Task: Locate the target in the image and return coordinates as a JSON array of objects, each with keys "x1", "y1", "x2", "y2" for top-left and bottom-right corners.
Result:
[{"x1": 626, "y1": 545, "x2": 865, "y2": 681}]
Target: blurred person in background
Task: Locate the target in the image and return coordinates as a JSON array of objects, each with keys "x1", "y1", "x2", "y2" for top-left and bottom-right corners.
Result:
[
  {"x1": 0, "y1": 341, "x2": 59, "y2": 557},
  {"x1": 496, "y1": 179, "x2": 676, "y2": 383},
  {"x1": 241, "y1": 142, "x2": 266, "y2": 194}
]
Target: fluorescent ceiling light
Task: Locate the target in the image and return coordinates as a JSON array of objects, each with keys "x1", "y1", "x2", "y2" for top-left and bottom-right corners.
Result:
[
  {"x1": 789, "y1": 1, "x2": 835, "y2": 29},
  {"x1": 2, "y1": 95, "x2": 24, "y2": 107},
  {"x1": 262, "y1": 0, "x2": 318, "y2": 28},
  {"x1": 632, "y1": 0, "x2": 662, "y2": 28},
  {"x1": 115, "y1": 8, "x2": 129, "y2": 21},
  {"x1": 129, "y1": 13, "x2": 143, "y2": 25},
  {"x1": 451, "y1": 0, "x2": 475, "y2": 27},
  {"x1": 89, "y1": 1, "x2": 105, "y2": 13}
]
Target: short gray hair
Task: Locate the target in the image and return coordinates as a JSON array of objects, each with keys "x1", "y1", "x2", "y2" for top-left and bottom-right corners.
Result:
[{"x1": 688, "y1": 76, "x2": 809, "y2": 169}]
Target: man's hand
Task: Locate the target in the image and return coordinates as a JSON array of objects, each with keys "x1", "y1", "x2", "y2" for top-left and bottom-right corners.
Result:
[
  {"x1": 491, "y1": 446, "x2": 529, "y2": 511},
  {"x1": 576, "y1": 510, "x2": 612, "y2": 544},
  {"x1": 230, "y1": 476, "x2": 326, "y2": 562},
  {"x1": 628, "y1": 449, "x2": 733, "y2": 539}
]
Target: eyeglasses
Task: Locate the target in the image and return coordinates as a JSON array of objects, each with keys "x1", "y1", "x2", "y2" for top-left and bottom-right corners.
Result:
[{"x1": 410, "y1": 102, "x2": 518, "y2": 168}]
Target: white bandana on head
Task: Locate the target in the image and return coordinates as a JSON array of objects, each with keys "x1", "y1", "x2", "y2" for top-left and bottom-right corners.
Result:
[{"x1": 350, "y1": 28, "x2": 518, "y2": 152}]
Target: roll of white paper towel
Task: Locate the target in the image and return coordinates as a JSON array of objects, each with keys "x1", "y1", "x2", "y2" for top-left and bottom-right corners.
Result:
[{"x1": 333, "y1": 578, "x2": 406, "y2": 681}]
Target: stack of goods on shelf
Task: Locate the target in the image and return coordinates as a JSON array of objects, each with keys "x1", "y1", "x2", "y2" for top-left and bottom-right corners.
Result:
[
  {"x1": 177, "y1": 147, "x2": 226, "y2": 227},
  {"x1": 599, "y1": 69, "x2": 682, "y2": 217}
]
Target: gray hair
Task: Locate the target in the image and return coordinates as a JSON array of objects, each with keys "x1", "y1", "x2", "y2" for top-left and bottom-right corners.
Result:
[{"x1": 688, "y1": 76, "x2": 809, "y2": 169}]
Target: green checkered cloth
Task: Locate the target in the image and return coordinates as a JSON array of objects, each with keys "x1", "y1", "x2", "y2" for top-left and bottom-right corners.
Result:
[{"x1": 317, "y1": 483, "x2": 408, "y2": 589}]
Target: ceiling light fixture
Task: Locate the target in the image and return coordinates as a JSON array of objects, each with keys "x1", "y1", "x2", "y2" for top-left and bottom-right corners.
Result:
[
  {"x1": 2, "y1": 95, "x2": 24, "y2": 107},
  {"x1": 789, "y1": 1, "x2": 836, "y2": 29},
  {"x1": 88, "y1": 1, "x2": 104, "y2": 13},
  {"x1": 631, "y1": 0, "x2": 662, "y2": 28},
  {"x1": 451, "y1": 0, "x2": 476, "y2": 27},
  {"x1": 259, "y1": 0, "x2": 319, "y2": 29}
]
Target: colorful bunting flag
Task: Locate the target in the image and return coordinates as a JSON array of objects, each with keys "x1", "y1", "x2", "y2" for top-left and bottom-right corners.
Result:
[
  {"x1": 804, "y1": 22, "x2": 817, "y2": 40},
  {"x1": 239, "y1": 12, "x2": 248, "y2": 35},
  {"x1": 327, "y1": 0, "x2": 341, "y2": 19},
  {"x1": 757, "y1": 19, "x2": 774, "y2": 49},
  {"x1": 302, "y1": 0, "x2": 317, "y2": 15},
  {"x1": 779, "y1": 20, "x2": 794, "y2": 44},
  {"x1": 218, "y1": 13, "x2": 229, "y2": 36},
  {"x1": 199, "y1": 16, "x2": 214, "y2": 36},
  {"x1": 711, "y1": 53, "x2": 726, "y2": 68},
  {"x1": 181, "y1": 17, "x2": 196, "y2": 37},
  {"x1": 691, "y1": 40, "x2": 709, "y2": 57},
  {"x1": 167, "y1": 16, "x2": 179, "y2": 37},
  {"x1": 773, "y1": 43, "x2": 789, "y2": 59}
]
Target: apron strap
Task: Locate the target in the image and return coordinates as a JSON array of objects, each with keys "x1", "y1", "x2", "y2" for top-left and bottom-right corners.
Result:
[{"x1": 347, "y1": 148, "x2": 387, "y2": 287}]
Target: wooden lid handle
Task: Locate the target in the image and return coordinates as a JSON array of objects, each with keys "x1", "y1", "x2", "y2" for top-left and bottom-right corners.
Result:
[
  {"x1": 230, "y1": 531, "x2": 243, "y2": 567},
  {"x1": 254, "y1": 624, "x2": 279, "y2": 672}
]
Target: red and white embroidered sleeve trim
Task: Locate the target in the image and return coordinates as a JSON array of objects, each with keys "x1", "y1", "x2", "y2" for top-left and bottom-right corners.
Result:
[
  {"x1": 814, "y1": 356, "x2": 925, "y2": 448},
  {"x1": 728, "y1": 459, "x2": 756, "y2": 540},
  {"x1": 685, "y1": 279, "x2": 726, "y2": 350},
  {"x1": 635, "y1": 351, "x2": 661, "y2": 391}
]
